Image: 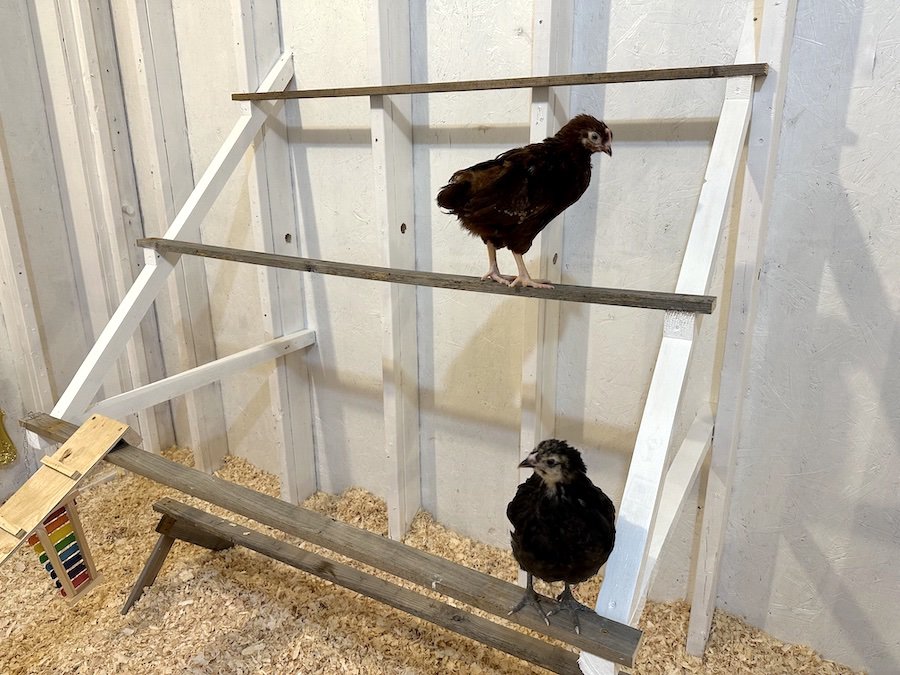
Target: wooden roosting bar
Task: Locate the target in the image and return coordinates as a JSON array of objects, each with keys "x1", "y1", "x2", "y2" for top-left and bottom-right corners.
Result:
[
  {"x1": 231, "y1": 63, "x2": 768, "y2": 100},
  {"x1": 138, "y1": 237, "x2": 717, "y2": 313}
]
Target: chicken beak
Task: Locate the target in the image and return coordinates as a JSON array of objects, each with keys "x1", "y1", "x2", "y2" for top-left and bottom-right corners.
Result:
[
  {"x1": 519, "y1": 452, "x2": 538, "y2": 469},
  {"x1": 602, "y1": 145, "x2": 612, "y2": 157}
]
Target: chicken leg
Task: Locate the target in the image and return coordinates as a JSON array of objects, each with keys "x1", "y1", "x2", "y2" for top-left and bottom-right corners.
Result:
[
  {"x1": 507, "y1": 572, "x2": 550, "y2": 626},
  {"x1": 481, "y1": 242, "x2": 516, "y2": 285},
  {"x1": 510, "y1": 253, "x2": 553, "y2": 289}
]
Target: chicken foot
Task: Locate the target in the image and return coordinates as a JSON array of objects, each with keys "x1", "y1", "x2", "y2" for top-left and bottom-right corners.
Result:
[
  {"x1": 481, "y1": 242, "x2": 516, "y2": 285},
  {"x1": 510, "y1": 253, "x2": 554, "y2": 289},
  {"x1": 547, "y1": 583, "x2": 594, "y2": 634},
  {"x1": 507, "y1": 572, "x2": 551, "y2": 626}
]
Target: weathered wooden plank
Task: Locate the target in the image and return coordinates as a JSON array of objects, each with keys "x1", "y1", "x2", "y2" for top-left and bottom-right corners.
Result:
[
  {"x1": 152, "y1": 499, "x2": 579, "y2": 674},
  {"x1": 137, "y1": 238, "x2": 715, "y2": 314},
  {"x1": 89, "y1": 330, "x2": 316, "y2": 424},
  {"x1": 156, "y1": 513, "x2": 233, "y2": 552},
  {"x1": 687, "y1": 0, "x2": 800, "y2": 656},
  {"x1": 23, "y1": 412, "x2": 642, "y2": 666},
  {"x1": 233, "y1": 63, "x2": 768, "y2": 100}
]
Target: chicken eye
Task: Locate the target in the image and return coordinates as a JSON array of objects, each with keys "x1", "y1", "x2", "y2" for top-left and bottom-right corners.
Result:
[
  {"x1": 546, "y1": 458, "x2": 558, "y2": 467},
  {"x1": 589, "y1": 131, "x2": 599, "y2": 141}
]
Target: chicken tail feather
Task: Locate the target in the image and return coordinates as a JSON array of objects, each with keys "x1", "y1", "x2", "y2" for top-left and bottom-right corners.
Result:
[{"x1": 436, "y1": 178, "x2": 470, "y2": 213}]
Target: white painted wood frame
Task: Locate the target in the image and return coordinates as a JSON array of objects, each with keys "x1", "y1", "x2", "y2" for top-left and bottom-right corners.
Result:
[
  {"x1": 370, "y1": 0, "x2": 422, "y2": 539},
  {"x1": 519, "y1": 0, "x2": 573, "y2": 487},
  {"x1": 50, "y1": 53, "x2": 295, "y2": 436},
  {"x1": 234, "y1": 1, "x2": 318, "y2": 501},
  {"x1": 109, "y1": 0, "x2": 228, "y2": 467},
  {"x1": 580, "y1": 6, "x2": 758, "y2": 673},
  {"x1": 687, "y1": 0, "x2": 799, "y2": 655},
  {"x1": 88, "y1": 330, "x2": 316, "y2": 422},
  {"x1": 639, "y1": 405, "x2": 714, "y2": 602}
]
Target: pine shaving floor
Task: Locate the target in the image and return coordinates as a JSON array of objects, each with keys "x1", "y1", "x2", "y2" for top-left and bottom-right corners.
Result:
[{"x1": 0, "y1": 450, "x2": 861, "y2": 675}]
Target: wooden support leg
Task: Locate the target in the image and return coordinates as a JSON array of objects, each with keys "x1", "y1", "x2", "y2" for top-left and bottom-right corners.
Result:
[
  {"x1": 121, "y1": 531, "x2": 175, "y2": 615},
  {"x1": 122, "y1": 512, "x2": 236, "y2": 615}
]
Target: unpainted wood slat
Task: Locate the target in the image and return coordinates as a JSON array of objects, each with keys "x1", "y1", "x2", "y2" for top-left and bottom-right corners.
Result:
[
  {"x1": 22, "y1": 412, "x2": 642, "y2": 666},
  {"x1": 232, "y1": 63, "x2": 768, "y2": 101},
  {"x1": 138, "y1": 238, "x2": 715, "y2": 314},
  {"x1": 153, "y1": 498, "x2": 580, "y2": 674},
  {"x1": 156, "y1": 513, "x2": 233, "y2": 551}
]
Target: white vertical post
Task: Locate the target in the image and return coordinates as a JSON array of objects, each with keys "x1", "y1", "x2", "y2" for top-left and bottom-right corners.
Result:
[
  {"x1": 370, "y1": 0, "x2": 421, "y2": 540},
  {"x1": 520, "y1": 0, "x2": 573, "y2": 469},
  {"x1": 687, "y1": 0, "x2": 799, "y2": 655},
  {"x1": 110, "y1": 0, "x2": 228, "y2": 466},
  {"x1": 235, "y1": 1, "x2": 317, "y2": 502}
]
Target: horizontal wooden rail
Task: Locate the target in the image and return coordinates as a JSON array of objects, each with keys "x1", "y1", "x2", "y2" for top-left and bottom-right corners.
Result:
[
  {"x1": 232, "y1": 63, "x2": 768, "y2": 101},
  {"x1": 149, "y1": 498, "x2": 580, "y2": 673},
  {"x1": 22, "y1": 412, "x2": 642, "y2": 667},
  {"x1": 138, "y1": 238, "x2": 716, "y2": 313}
]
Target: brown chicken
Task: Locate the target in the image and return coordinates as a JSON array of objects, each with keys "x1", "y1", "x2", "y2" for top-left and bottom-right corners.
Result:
[{"x1": 436, "y1": 115, "x2": 612, "y2": 289}]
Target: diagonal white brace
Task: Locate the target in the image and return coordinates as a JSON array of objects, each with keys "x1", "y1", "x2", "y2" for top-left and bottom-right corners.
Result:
[{"x1": 50, "y1": 52, "x2": 295, "y2": 423}]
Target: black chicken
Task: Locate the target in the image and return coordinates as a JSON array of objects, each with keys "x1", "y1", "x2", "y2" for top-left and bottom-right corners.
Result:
[
  {"x1": 436, "y1": 115, "x2": 612, "y2": 289},
  {"x1": 507, "y1": 439, "x2": 616, "y2": 634}
]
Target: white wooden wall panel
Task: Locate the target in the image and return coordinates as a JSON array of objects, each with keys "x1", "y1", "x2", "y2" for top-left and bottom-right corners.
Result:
[
  {"x1": 26, "y1": 2, "x2": 109, "y2": 395},
  {"x1": 279, "y1": 0, "x2": 386, "y2": 498},
  {"x1": 411, "y1": 0, "x2": 532, "y2": 548},
  {"x1": 110, "y1": 0, "x2": 228, "y2": 463},
  {"x1": 0, "y1": 1, "x2": 90, "y2": 481},
  {"x1": 0, "y1": 103, "x2": 55, "y2": 493}
]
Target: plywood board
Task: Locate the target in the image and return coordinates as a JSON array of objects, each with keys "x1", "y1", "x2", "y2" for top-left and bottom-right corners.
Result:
[{"x1": 0, "y1": 415, "x2": 129, "y2": 565}]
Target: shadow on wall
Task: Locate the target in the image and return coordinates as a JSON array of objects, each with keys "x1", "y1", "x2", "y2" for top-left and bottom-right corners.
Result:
[{"x1": 723, "y1": 1, "x2": 900, "y2": 671}]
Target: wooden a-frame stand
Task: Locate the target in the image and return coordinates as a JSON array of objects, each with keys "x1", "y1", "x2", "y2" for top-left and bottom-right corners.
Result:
[{"x1": 27, "y1": 0, "x2": 797, "y2": 672}]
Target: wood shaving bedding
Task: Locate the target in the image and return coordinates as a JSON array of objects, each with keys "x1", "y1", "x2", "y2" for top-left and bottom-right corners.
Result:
[{"x1": 0, "y1": 449, "x2": 862, "y2": 674}]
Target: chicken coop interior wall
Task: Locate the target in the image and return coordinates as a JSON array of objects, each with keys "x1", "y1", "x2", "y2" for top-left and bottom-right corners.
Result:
[{"x1": 1, "y1": 0, "x2": 898, "y2": 673}]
